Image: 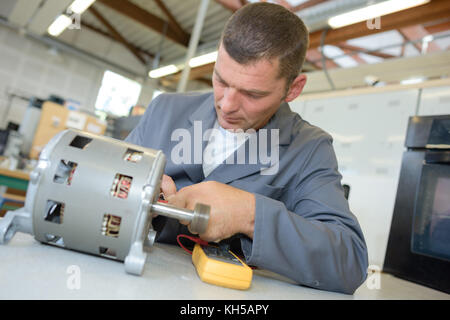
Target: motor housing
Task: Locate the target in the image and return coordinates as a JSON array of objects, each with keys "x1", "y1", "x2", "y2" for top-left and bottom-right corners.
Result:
[{"x1": 0, "y1": 129, "x2": 209, "y2": 276}]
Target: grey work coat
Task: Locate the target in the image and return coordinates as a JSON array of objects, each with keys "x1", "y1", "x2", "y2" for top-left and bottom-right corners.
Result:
[{"x1": 125, "y1": 91, "x2": 369, "y2": 294}]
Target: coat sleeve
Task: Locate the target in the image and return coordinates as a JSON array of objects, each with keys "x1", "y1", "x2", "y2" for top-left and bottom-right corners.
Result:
[{"x1": 240, "y1": 136, "x2": 369, "y2": 295}]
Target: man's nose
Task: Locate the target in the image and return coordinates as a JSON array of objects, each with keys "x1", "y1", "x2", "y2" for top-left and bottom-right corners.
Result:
[{"x1": 220, "y1": 87, "x2": 240, "y2": 114}]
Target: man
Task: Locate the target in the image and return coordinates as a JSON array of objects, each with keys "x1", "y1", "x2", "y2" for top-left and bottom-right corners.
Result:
[{"x1": 125, "y1": 2, "x2": 368, "y2": 294}]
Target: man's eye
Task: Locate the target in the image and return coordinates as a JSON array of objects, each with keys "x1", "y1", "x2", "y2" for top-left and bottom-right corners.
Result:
[
  {"x1": 246, "y1": 93, "x2": 262, "y2": 99},
  {"x1": 214, "y1": 76, "x2": 225, "y2": 85},
  {"x1": 217, "y1": 80, "x2": 227, "y2": 87}
]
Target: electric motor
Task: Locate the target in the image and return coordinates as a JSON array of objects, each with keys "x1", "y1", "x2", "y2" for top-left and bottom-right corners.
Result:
[{"x1": 0, "y1": 129, "x2": 210, "y2": 276}]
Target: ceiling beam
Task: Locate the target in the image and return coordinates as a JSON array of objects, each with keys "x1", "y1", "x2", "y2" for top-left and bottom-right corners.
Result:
[
  {"x1": 163, "y1": 0, "x2": 450, "y2": 84},
  {"x1": 97, "y1": 0, "x2": 190, "y2": 47},
  {"x1": 159, "y1": 63, "x2": 215, "y2": 88},
  {"x1": 302, "y1": 51, "x2": 450, "y2": 94},
  {"x1": 215, "y1": 0, "x2": 329, "y2": 13},
  {"x1": 339, "y1": 47, "x2": 367, "y2": 65},
  {"x1": 153, "y1": 0, "x2": 189, "y2": 41},
  {"x1": 166, "y1": 48, "x2": 331, "y2": 82},
  {"x1": 398, "y1": 25, "x2": 441, "y2": 53},
  {"x1": 337, "y1": 43, "x2": 397, "y2": 59},
  {"x1": 397, "y1": 28, "x2": 423, "y2": 53},
  {"x1": 423, "y1": 19, "x2": 450, "y2": 34},
  {"x1": 89, "y1": 6, "x2": 147, "y2": 65},
  {"x1": 214, "y1": 0, "x2": 248, "y2": 12},
  {"x1": 195, "y1": 77, "x2": 213, "y2": 87},
  {"x1": 173, "y1": 62, "x2": 215, "y2": 81},
  {"x1": 271, "y1": 0, "x2": 295, "y2": 11},
  {"x1": 306, "y1": 48, "x2": 339, "y2": 69},
  {"x1": 301, "y1": 62, "x2": 319, "y2": 72},
  {"x1": 80, "y1": 21, "x2": 155, "y2": 59},
  {"x1": 309, "y1": 0, "x2": 450, "y2": 49},
  {"x1": 188, "y1": 62, "x2": 215, "y2": 80},
  {"x1": 291, "y1": 0, "x2": 329, "y2": 12}
]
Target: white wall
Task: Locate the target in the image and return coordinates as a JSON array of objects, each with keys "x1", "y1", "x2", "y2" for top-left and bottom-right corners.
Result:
[
  {"x1": 419, "y1": 85, "x2": 450, "y2": 116},
  {"x1": 0, "y1": 25, "x2": 102, "y2": 126},
  {"x1": 290, "y1": 84, "x2": 450, "y2": 268},
  {"x1": 0, "y1": 25, "x2": 158, "y2": 128}
]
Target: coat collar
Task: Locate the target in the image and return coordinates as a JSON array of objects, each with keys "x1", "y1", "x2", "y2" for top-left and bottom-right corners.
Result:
[
  {"x1": 181, "y1": 93, "x2": 295, "y2": 184},
  {"x1": 189, "y1": 93, "x2": 294, "y2": 146},
  {"x1": 179, "y1": 93, "x2": 216, "y2": 183}
]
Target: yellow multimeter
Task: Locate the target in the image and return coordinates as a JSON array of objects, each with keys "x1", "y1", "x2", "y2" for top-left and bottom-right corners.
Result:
[{"x1": 192, "y1": 243, "x2": 253, "y2": 290}]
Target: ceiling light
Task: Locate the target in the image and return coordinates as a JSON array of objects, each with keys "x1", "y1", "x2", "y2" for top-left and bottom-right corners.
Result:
[
  {"x1": 48, "y1": 15, "x2": 72, "y2": 37},
  {"x1": 328, "y1": 0, "x2": 430, "y2": 29},
  {"x1": 189, "y1": 51, "x2": 218, "y2": 68},
  {"x1": 69, "y1": 0, "x2": 96, "y2": 14},
  {"x1": 149, "y1": 65, "x2": 179, "y2": 78},
  {"x1": 401, "y1": 77, "x2": 426, "y2": 85}
]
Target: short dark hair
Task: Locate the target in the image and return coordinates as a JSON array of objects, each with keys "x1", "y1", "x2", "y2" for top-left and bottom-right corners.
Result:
[{"x1": 220, "y1": 2, "x2": 309, "y2": 86}]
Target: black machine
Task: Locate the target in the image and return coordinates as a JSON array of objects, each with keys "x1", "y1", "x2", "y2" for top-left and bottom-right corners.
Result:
[
  {"x1": 384, "y1": 114, "x2": 450, "y2": 294},
  {"x1": 0, "y1": 129, "x2": 9, "y2": 156}
]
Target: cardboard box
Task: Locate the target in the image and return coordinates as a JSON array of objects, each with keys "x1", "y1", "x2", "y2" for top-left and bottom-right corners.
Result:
[{"x1": 29, "y1": 101, "x2": 107, "y2": 159}]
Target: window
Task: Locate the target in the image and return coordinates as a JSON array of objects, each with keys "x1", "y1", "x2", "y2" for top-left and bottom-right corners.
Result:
[{"x1": 95, "y1": 70, "x2": 142, "y2": 117}]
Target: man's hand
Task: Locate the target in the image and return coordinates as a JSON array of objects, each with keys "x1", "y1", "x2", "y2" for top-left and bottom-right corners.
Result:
[
  {"x1": 160, "y1": 174, "x2": 177, "y2": 198},
  {"x1": 154, "y1": 174, "x2": 177, "y2": 218},
  {"x1": 167, "y1": 181, "x2": 255, "y2": 242}
]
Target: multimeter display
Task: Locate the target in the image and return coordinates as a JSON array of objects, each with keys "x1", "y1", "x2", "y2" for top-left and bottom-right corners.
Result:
[
  {"x1": 202, "y1": 245, "x2": 243, "y2": 265},
  {"x1": 192, "y1": 244, "x2": 253, "y2": 290}
]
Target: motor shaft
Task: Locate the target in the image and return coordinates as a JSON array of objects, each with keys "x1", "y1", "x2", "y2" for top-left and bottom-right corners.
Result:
[{"x1": 151, "y1": 202, "x2": 210, "y2": 234}]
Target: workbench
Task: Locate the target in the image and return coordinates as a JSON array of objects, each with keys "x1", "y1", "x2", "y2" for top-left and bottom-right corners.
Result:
[
  {"x1": 0, "y1": 168, "x2": 29, "y2": 191},
  {"x1": 0, "y1": 168, "x2": 29, "y2": 214},
  {"x1": 1, "y1": 233, "x2": 449, "y2": 300}
]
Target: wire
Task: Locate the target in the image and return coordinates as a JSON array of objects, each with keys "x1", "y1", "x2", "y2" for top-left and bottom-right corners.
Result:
[
  {"x1": 320, "y1": 27, "x2": 336, "y2": 90},
  {"x1": 102, "y1": 214, "x2": 121, "y2": 237},
  {"x1": 177, "y1": 234, "x2": 258, "y2": 270},
  {"x1": 67, "y1": 163, "x2": 77, "y2": 185},
  {"x1": 176, "y1": 234, "x2": 209, "y2": 255},
  {"x1": 124, "y1": 150, "x2": 143, "y2": 162},
  {"x1": 111, "y1": 174, "x2": 132, "y2": 199}
]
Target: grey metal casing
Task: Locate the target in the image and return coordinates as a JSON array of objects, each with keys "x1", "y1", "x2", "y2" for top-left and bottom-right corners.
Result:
[{"x1": 1, "y1": 129, "x2": 165, "y2": 276}]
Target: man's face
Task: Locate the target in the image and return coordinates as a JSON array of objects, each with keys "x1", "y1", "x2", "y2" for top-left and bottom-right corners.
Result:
[{"x1": 212, "y1": 44, "x2": 289, "y2": 131}]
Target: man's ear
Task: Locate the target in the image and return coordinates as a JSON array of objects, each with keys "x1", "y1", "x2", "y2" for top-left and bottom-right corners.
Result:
[{"x1": 284, "y1": 74, "x2": 307, "y2": 102}]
